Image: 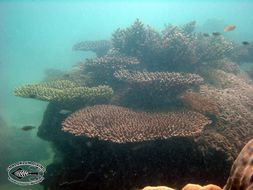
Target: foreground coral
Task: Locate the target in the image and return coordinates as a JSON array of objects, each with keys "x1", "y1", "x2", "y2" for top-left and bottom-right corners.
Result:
[
  {"x1": 182, "y1": 184, "x2": 222, "y2": 190},
  {"x1": 224, "y1": 139, "x2": 253, "y2": 190},
  {"x1": 62, "y1": 105, "x2": 210, "y2": 143},
  {"x1": 142, "y1": 186, "x2": 175, "y2": 190}
]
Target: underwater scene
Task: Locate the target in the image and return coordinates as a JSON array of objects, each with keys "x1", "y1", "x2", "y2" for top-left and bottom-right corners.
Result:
[{"x1": 1, "y1": 0, "x2": 253, "y2": 190}]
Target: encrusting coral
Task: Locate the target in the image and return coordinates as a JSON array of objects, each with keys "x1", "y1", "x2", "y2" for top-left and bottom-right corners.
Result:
[
  {"x1": 14, "y1": 80, "x2": 113, "y2": 103},
  {"x1": 62, "y1": 105, "x2": 211, "y2": 143}
]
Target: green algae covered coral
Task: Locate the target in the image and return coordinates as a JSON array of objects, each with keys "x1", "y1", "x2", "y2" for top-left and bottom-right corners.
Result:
[{"x1": 14, "y1": 80, "x2": 113, "y2": 102}]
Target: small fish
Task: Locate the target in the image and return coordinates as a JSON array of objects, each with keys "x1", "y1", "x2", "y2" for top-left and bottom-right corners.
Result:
[
  {"x1": 242, "y1": 41, "x2": 250, "y2": 45},
  {"x1": 224, "y1": 24, "x2": 236, "y2": 32},
  {"x1": 203, "y1": 33, "x2": 210, "y2": 37},
  {"x1": 212, "y1": 32, "x2": 221, "y2": 36},
  {"x1": 63, "y1": 74, "x2": 70, "y2": 78},
  {"x1": 21, "y1": 125, "x2": 36, "y2": 131},
  {"x1": 59, "y1": 109, "x2": 72, "y2": 115}
]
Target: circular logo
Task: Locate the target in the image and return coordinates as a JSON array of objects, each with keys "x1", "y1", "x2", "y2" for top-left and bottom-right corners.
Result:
[{"x1": 7, "y1": 161, "x2": 46, "y2": 186}]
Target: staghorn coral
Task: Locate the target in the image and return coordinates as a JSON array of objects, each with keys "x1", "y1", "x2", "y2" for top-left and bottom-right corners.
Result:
[
  {"x1": 14, "y1": 80, "x2": 113, "y2": 103},
  {"x1": 162, "y1": 25, "x2": 233, "y2": 70},
  {"x1": 72, "y1": 40, "x2": 112, "y2": 56},
  {"x1": 224, "y1": 139, "x2": 253, "y2": 190},
  {"x1": 114, "y1": 70, "x2": 204, "y2": 90},
  {"x1": 112, "y1": 19, "x2": 234, "y2": 72},
  {"x1": 112, "y1": 19, "x2": 162, "y2": 68},
  {"x1": 181, "y1": 21, "x2": 197, "y2": 34},
  {"x1": 62, "y1": 105, "x2": 211, "y2": 143}
]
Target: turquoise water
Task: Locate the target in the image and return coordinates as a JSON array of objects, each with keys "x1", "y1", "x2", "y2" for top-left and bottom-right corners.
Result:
[{"x1": 1, "y1": 1, "x2": 253, "y2": 189}]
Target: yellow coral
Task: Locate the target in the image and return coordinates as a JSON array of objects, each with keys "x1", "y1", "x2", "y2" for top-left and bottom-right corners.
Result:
[{"x1": 14, "y1": 80, "x2": 113, "y2": 102}]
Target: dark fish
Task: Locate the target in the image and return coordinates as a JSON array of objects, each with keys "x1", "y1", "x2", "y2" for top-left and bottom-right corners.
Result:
[
  {"x1": 28, "y1": 94, "x2": 37, "y2": 98},
  {"x1": 63, "y1": 74, "x2": 70, "y2": 78},
  {"x1": 242, "y1": 41, "x2": 250, "y2": 45},
  {"x1": 212, "y1": 32, "x2": 221, "y2": 36},
  {"x1": 203, "y1": 33, "x2": 210, "y2": 37},
  {"x1": 21, "y1": 125, "x2": 36, "y2": 131}
]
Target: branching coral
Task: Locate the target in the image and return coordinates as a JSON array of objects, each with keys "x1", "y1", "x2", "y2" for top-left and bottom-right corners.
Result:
[
  {"x1": 62, "y1": 105, "x2": 211, "y2": 143},
  {"x1": 181, "y1": 91, "x2": 219, "y2": 116},
  {"x1": 72, "y1": 40, "x2": 112, "y2": 57},
  {"x1": 200, "y1": 58, "x2": 240, "y2": 74},
  {"x1": 112, "y1": 19, "x2": 162, "y2": 68},
  {"x1": 112, "y1": 19, "x2": 234, "y2": 71},
  {"x1": 14, "y1": 80, "x2": 113, "y2": 103}
]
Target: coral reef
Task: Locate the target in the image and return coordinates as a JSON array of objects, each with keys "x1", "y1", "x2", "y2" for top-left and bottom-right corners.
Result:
[
  {"x1": 62, "y1": 105, "x2": 210, "y2": 143},
  {"x1": 224, "y1": 139, "x2": 253, "y2": 190},
  {"x1": 73, "y1": 40, "x2": 112, "y2": 56},
  {"x1": 14, "y1": 80, "x2": 113, "y2": 103},
  {"x1": 14, "y1": 19, "x2": 253, "y2": 190}
]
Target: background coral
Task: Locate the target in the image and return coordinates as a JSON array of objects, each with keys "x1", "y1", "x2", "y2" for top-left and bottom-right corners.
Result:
[{"x1": 73, "y1": 40, "x2": 112, "y2": 57}]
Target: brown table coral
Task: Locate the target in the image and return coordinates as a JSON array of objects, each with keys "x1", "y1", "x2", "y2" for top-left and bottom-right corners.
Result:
[{"x1": 62, "y1": 104, "x2": 211, "y2": 143}]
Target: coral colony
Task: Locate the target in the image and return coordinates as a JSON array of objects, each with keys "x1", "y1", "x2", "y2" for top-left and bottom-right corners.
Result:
[{"x1": 14, "y1": 19, "x2": 253, "y2": 190}]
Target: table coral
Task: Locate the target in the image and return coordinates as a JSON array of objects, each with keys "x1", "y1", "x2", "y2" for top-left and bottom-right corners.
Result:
[
  {"x1": 14, "y1": 80, "x2": 113, "y2": 103},
  {"x1": 62, "y1": 105, "x2": 211, "y2": 143}
]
